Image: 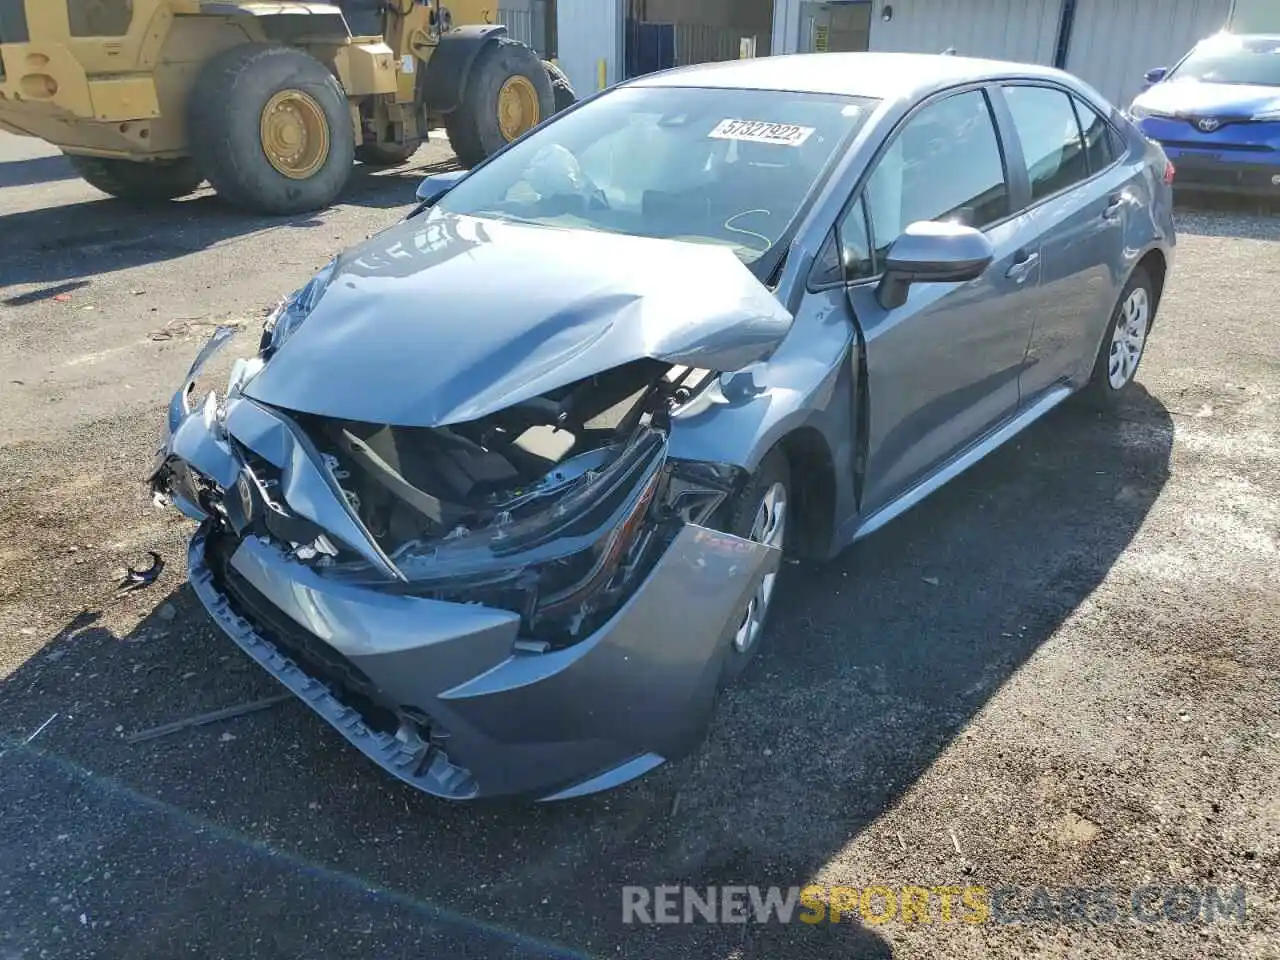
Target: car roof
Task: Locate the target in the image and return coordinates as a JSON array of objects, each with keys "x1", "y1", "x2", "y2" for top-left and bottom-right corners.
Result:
[{"x1": 629, "y1": 52, "x2": 1079, "y2": 102}]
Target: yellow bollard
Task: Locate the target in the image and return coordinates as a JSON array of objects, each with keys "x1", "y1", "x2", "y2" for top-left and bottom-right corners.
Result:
[{"x1": 598, "y1": 58, "x2": 607, "y2": 91}]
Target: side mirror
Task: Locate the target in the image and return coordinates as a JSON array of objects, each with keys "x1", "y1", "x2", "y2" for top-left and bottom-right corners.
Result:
[
  {"x1": 1144, "y1": 66, "x2": 1168, "y2": 85},
  {"x1": 876, "y1": 220, "x2": 994, "y2": 310},
  {"x1": 414, "y1": 169, "x2": 467, "y2": 206}
]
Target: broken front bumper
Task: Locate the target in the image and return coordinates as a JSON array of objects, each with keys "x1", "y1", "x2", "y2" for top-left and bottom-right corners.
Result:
[
  {"x1": 188, "y1": 518, "x2": 773, "y2": 801},
  {"x1": 154, "y1": 331, "x2": 778, "y2": 801}
]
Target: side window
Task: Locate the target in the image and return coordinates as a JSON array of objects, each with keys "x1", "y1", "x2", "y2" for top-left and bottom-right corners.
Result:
[
  {"x1": 838, "y1": 196, "x2": 876, "y2": 281},
  {"x1": 1072, "y1": 97, "x2": 1122, "y2": 173},
  {"x1": 809, "y1": 197, "x2": 874, "y2": 287},
  {"x1": 69, "y1": 0, "x2": 133, "y2": 37},
  {"x1": 1002, "y1": 85, "x2": 1090, "y2": 201},
  {"x1": 862, "y1": 89, "x2": 1010, "y2": 265}
]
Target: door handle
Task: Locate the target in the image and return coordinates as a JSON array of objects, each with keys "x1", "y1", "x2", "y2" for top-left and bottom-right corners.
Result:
[
  {"x1": 1005, "y1": 251, "x2": 1040, "y2": 283},
  {"x1": 1103, "y1": 194, "x2": 1125, "y2": 220}
]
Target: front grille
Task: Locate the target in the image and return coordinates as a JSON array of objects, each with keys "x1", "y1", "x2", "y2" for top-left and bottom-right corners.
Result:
[
  {"x1": 0, "y1": 0, "x2": 29, "y2": 44},
  {"x1": 206, "y1": 531, "x2": 400, "y2": 733}
]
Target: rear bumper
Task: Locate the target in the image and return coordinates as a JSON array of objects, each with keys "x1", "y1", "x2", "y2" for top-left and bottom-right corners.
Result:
[{"x1": 189, "y1": 516, "x2": 775, "y2": 802}]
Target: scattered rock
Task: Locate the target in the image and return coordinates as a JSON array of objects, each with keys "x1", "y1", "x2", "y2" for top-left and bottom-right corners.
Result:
[
  {"x1": 1050, "y1": 811, "x2": 1101, "y2": 846},
  {"x1": 218, "y1": 732, "x2": 236, "y2": 743},
  {"x1": 156, "y1": 603, "x2": 177, "y2": 621}
]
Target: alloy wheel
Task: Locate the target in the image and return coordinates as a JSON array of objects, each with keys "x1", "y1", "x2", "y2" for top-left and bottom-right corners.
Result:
[
  {"x1": 1108, "y1": 286, "x2": 1150, "y2": 390},
  {"x1": 732, "y1": 481, "x2": 788, "y2": 655}
]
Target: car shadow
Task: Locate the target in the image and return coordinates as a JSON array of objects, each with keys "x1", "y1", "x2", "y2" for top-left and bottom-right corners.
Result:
[
  {"x1": 1174, "y1": 193, "x2": 1280, "y2": 239},
  {"x1": 0, "y1": 386, "x2": 1173, "y2": 958},
  {"x1": 0, "y1": 152, "x2": 79, "y2": 188},
  {"x1": 0, "y1": 154, "x2": 461, "y2": 292}
]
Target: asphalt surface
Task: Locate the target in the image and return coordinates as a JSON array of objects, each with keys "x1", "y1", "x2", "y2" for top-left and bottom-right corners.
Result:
[{"x1": 1, "y1": 130, "x2": 1277, "y2": 960}]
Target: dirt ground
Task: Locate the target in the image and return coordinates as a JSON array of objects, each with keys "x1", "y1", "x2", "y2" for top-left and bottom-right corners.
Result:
[{"x1": 0, "y1": 130, "x2": 1276, "y2": 960}]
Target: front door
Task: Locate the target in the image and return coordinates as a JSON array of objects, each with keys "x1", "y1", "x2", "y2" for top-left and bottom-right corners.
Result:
[{"x1": 840, "y1": 87, "x2": 1042, "y2": 515}]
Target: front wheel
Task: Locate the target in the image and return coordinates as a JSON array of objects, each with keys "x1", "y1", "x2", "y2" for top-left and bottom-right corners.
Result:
[
  {"x1": 1079, "y1": 266, "x2": 1155, "y2": 410},
  {"x1": 66, "y1": 154, "x2": 203, "y2": 203},
  {"x1": 718, "y1": 448, "x2": 790, "y2": 687}
]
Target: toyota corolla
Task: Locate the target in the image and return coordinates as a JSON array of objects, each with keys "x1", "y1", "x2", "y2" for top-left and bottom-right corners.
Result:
[{"x1": 151, "y1": 52, "x2": 1175, "y2": 802}]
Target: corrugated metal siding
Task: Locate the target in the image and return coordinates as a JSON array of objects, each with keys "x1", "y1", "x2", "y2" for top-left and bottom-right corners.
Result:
[
  {"x1": 556, "y1": 0, "x2": 623, "y2": 94},
  {"x1": 497, "y1": 2, "x2": 536, "y2": 50},
  {"x1": 1065, "y1": 0, "x2": 1232, "y2": 107},
  {"x1": 674, "y1": 22, "x2": 753, "y2": 65},
  {"x1": 867, "y1": 0, "x2": 1061, "y2": 63}
]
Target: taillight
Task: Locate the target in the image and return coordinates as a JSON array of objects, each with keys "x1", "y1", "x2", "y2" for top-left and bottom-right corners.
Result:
[{"x1": 1163, "y1": 160, "x2": 1176, "y2": 185}]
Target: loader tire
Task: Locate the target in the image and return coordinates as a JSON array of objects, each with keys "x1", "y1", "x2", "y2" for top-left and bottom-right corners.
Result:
[
  {"x1": 355, "y1": 142, "x2": 418, "y2": 167},
  {"x1": 542, "y1": 59, "x2": 578, "y2": 114},
  {"x1": 66, "y1": 154, "x2": 203, "y2": 203},
  {"x1": 445, "y1": 38, "x2": 554, "y2": 168},
  {"x1": 188, "y1": 44, "x2": 355, "y2": 215}
]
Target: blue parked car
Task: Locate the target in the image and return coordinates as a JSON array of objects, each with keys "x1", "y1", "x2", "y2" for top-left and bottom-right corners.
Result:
[{"x1": 1129, "y1": 32, "x2": 1280, "y2": 196}]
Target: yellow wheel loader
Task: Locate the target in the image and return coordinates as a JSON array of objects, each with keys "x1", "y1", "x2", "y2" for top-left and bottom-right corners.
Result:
[{"x1": 0, "y1": 1, "x2": 577, "y2": 214}]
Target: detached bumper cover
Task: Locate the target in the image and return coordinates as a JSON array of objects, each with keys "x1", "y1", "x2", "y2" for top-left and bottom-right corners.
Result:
[{"x1": 189, "y1": 520, "x2": 775, "y2": 801}]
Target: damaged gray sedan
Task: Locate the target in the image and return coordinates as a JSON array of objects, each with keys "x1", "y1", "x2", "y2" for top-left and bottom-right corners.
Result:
[{"x1": 151, "y1": 53, "x2": 1175, "y2": 801}]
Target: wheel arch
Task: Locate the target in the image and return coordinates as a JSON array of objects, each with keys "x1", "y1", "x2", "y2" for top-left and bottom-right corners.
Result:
[
  {"x1": 1135, "y1": 246, "x2": 1169, "y2": 321},
  {"x1": 776, "y1": 427, "x2": 838, "y2": 561},
  {"x1": 201, "y1": 3, "x2": 353, "y2": 44},
  {"x1": 421, "y1": 25, "x2": 510, "y2": 114}
]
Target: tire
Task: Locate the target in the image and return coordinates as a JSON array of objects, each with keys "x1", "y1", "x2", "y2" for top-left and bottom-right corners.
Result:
[
  {"x1": 542, "y1": 59, "x2": 578, "y2": 114},
  {"x1": 444, "y1": 39, "x2": 554, "y2": 168},
  {"x1": 1078, "y1": 266, "x2": 1156, "y2": 411},
  {"x1": 65, "y1": 154, "x2": 202, "y2": 203},
  {"x1": 188, "y1": 44, "x2": 356, "y2": 215},
  {"x1": 355, "y1": 142, "x2": 418, "y2": 167},
  {"x1": 718, "y1": 448, "x2": 791, "y2": 687}
]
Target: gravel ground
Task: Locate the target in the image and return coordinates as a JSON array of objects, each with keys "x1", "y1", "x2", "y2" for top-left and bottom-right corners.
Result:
[{"x1": 0, "y1": 131, "x2": 1277, "y2": 960}]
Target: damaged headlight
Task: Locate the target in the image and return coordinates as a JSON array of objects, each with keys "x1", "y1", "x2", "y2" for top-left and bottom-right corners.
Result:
[{"x1": 260, "y1": 258, "x2": 339, "y2": 357}]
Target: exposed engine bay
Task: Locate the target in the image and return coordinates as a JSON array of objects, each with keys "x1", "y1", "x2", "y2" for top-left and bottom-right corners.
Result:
[{"x1": 166, "y1": 357, "x2": 736, "y2": 649}]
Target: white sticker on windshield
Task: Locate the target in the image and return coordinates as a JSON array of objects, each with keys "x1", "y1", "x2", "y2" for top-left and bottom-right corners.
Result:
[{"x1": 708, "y1": 118, "x2": 816, "y2": 146}]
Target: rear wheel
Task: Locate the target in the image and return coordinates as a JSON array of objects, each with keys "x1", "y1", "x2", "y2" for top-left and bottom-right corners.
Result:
[
  {"x1": 542, "y1": 59, "x2": 578, "y2": 114},
  {"x1": 66, "y1": 154, "x2": 202, "y2": 203},
  {"x1": 188, "y1": 44, "x2": 355, "y2": 215},
  {"x1": 445, "y1": 39, "x2": 554, "y2": 168},
  {"x1": 718, "y1": 449, "x2": 790, "y2": 687},
  {"x1": 1079, "y1": 266, "x2": 1155, "y2": 410},
  {"x1": 355, "y1": 142, "x2": 418, "y2": 167}
]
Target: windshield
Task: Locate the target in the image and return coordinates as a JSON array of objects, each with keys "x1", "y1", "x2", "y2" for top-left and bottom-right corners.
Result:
[
  {"x1": 436, "y1": 85, "x2": 877, "y2": 273},
  {"x1": 1168, "y1": 36, "x2": 1280, "y2": 86}
]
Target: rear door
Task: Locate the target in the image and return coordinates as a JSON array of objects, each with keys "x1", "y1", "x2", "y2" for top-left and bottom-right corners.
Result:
[
  {"x1": 840, "y1": 87, "x2": 1044, "y2": 516},
  {"x1": 994, "y1": 83, "x2": 1134, "y2": 399}
]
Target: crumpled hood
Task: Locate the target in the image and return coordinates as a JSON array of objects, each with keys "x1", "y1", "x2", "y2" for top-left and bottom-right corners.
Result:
[
  {"x1": 1134, "y1": 79, "x2": 1280, "y2": 117},
  {"x1": 243, "y1": 211, "x2": 794, "y2": 427}
]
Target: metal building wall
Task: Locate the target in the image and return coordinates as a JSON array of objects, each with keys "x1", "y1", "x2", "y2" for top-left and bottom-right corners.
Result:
[
  {"x1": 772, "y1": 0, "x2": 805, "y2": 55},
  {"x1": 1065, "y1": 0, "x2": 1232, "y2": 107},
  {"x1": 555, "y1": 0, "x2": 624, "y2": 95},
  {"x1": 867, "y1": 0, "x2": 1061, "y2": 63}
]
